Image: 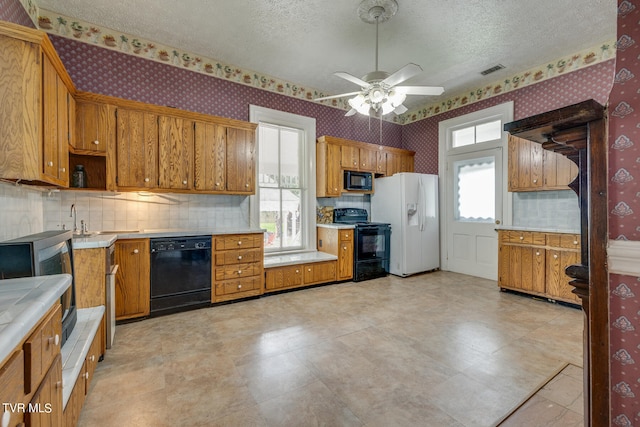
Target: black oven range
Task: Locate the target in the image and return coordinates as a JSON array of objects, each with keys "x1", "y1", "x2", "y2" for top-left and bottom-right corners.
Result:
[{"x1": 333, "y1": 208, "x2": 391, "y2": 282}]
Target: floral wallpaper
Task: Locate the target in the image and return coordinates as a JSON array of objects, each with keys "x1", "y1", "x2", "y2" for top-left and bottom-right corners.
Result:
[
  {"x1": 0, "y1": 0, "x2": 34, "y2": 27},
  {"x1": 610, "y1": 1, "x2": 640, "y2": 425},
  {"x1": 28, "y1": 7, "x2": 615, "y2": 125}
]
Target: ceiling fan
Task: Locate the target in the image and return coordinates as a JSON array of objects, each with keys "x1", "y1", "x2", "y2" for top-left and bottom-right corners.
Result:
[{"x1": 315, "y1": 0, "x2": 444, "y2": 117}]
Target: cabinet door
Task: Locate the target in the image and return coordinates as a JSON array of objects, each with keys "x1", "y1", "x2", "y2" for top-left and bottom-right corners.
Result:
[
  {"x1": 116, "y1": 109, "x2": 158, "y2": 189},
  {"x1": 546, "y1": 249, "x2": 580, "y2": 303},
  {"x1": 0, "y1": 350, "x2": 25, "y2": 427},
  {"x1": 341, "y1": 145, "x2": 359, "y2": 169},
  {"x1": 75, "y1": 101, "x2": 114, "y2": 153},
  {"x1": 265, "y1": 265, "x2": 303, "y2": 290},
  {"x1": 338, "y1": 231, "x2": 354, "y2": 280},
  {"x1": 115, "y1": 239, "x2": 150, "y2": 320},
  {"x1": 376, "y1": 151, "x2": 387, "y2": 175},
  {"x1": 508, "y1": 135, "x2": 543, "y2": 191},
  {"x1": 502, "y1": 245, "x2": 545, "y2": 293},
  {"x1": 543, "y1": 150, "x2": 579, "y2": 190},
  {"x1": 359, "y1": 148, "x2": 377, "y2": 172},
  {"x1": 42, "y1": 56, "x2": 69, "y2": 186},
  {"x1": 158, "y1": 116, "x2": 194, "y2": 190},
  {"x1": 385, "y1": 152, "x2": 402, "y2": 176},
  {"x1": 226, "y1": 127, "x2": 255, "y2": 193},
  {"x1": 27, "y1": 355, "x2": 63, "y2": 427},
  {"x1": 304, "y1": 261, "x2": 336, "y2": 284},
  {"x1": 194, "y1": 121, "x2": 226, "y2": 191}
]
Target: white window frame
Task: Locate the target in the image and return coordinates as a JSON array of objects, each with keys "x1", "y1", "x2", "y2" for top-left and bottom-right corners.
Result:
[{"x1": 249, "y1": 106, "x2": 317, "y2": 254}]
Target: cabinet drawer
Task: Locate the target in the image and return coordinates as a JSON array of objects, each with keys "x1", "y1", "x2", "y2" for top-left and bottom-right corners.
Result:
[
  {"x1": 265, "y1": 265, "x2": 304, "y2": 290},
  {"x1": 215, "y1": 262, "x2": 261, "y2": 280},
  {"x1": 503, "y1": 231, "x2": 546, "y2": 245},
  {"x1": 215, "y1": 248, "x2": 262, "y2": 266},
  {"x1": 339, "y1": 229, "x2": 353, "y2": 241},
  {"x1": 547, "y1": 233, "x2": 580, "y2": 249},
  {"x1": 215, "y1": 276, "x2": 262, "y2": 296},
  {"x1": 215, "y1": 234, "x2": 262, "y2": 250},
  {"x1": 0, "y1": 349, "x2": 25, "y2": 427},
  {"x1": 24, "y1": 303, "x2": 62, "y2": 394}
]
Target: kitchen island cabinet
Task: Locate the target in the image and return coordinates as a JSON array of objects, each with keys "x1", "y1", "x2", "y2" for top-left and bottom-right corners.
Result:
[
  {"x1": 114, "y1": 239, "x2": 150, "y2": 320},
  {"x1": 498, "y1": 229, "x2": 580, "y2": 305}
]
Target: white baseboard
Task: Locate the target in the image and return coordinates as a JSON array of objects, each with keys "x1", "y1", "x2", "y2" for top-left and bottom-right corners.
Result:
[{"x1": 608, "y1": 240, "x2": 640, "y2": 277}]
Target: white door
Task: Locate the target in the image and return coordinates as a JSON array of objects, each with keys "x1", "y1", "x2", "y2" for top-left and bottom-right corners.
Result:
[
  {"x1": 446, "y1": 148, "x2": 502, "y2": 280},
  {"x1": 438, "y1": 101, "x2": 513, "y2": 281}
]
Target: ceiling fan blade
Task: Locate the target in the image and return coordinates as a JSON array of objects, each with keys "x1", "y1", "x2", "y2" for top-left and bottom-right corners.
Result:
[
  {"x1": 393, "y1": 104, "x2": 408, "y2": 115},
  {"x1": 382, "y1": 63, "x2": 423, "y2": 87},
  {"x1": 335, "y1": 72, "x2": 370, "y2": 88},
  {"x1": 314, "y1": 91, "x2": 361, "y2": 102},
  {"x1": 345, "y1": 108, "x2": 357, "y2": 116},
  {"x1": 395, "y1": 85, "x2": 445, "y2": 96}
]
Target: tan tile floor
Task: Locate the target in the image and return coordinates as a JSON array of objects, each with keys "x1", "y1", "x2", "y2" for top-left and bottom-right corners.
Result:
[{"x1": 78, "y1": 271, "x2": 583, "y2": 427}]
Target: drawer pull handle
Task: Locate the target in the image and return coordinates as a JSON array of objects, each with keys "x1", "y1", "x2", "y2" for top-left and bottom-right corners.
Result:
[
  {"x1": 133, "y1": 249, "x2": 139, "y2": 254},
  {"x1": 92, "y1": 140, "x2": 100, "y2": 145},
  {"x1": 49, "y1": 334, "x2": 60, "y2": 346},
  {"x1": 238, "y1": 255, "x2": 243, "y2": 260},
  {"x1": 237, "y1": 284, "x2": 242, "y2": 290}
]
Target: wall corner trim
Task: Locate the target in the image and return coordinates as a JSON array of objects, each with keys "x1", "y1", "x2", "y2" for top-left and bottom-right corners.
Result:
[{"x1": 608, "y1": 239, "x2": 640, "y2": 277}]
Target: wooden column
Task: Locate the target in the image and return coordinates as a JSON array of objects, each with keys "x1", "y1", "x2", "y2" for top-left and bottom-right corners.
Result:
[{"x1": 504, "y1": 100, "x2": 608, "y2": 427}]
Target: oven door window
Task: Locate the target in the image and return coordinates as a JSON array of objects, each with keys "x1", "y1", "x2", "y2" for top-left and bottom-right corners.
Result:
[{"x1": 356, "y1": 229, "x2": 388, "y2": 260}]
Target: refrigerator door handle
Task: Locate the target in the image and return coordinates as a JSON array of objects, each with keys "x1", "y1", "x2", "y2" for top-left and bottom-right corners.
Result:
[{"x1": 418, "y1": 178, "x2": 424, "y2": 231}]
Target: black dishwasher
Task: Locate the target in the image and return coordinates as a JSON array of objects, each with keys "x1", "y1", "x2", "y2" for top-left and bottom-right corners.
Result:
[{"x1": 150, "y1": 236, "x2": 212, "y2": 316}]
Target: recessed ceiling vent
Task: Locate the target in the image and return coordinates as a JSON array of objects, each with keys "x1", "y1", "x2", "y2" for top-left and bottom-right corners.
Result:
[{"x1": 480, "y1": 64, "x2": 505, "y2": 75}]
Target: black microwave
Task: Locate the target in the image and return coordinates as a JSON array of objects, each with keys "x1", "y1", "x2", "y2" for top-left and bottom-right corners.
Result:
[{"x1": 344, "y1": 170, "x2": 373, "y2": 191}]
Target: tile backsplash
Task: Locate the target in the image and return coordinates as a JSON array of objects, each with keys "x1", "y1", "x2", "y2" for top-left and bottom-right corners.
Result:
[
  {"x1": 0, "y1": 182, "x2": 44, "y2": 241},
  {"x1": 42, "y1": 191, "x2": 250, "y2": 232},
  {"x1": 512, "y1": 190, "x2": 580, "y2": 231}
]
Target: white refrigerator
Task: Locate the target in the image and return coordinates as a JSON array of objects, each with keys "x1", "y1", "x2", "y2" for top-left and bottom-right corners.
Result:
[{"x1": 371, "y1": 173, "x2": 439, "y2": 277}]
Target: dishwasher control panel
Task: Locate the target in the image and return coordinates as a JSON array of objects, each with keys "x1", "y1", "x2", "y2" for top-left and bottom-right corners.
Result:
[{"x1": 150, "y1": 236, "x2": 212, "y2": 252}]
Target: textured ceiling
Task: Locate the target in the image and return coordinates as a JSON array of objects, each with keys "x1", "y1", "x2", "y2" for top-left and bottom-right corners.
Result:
[{"x1": 36, "y1": 0, "x2": 617, "y2": 110}]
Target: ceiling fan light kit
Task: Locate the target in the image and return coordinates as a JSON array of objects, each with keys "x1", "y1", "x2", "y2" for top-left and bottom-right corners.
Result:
[{"x1": 315, "y1": 0, "x2": 444, "y2": 117}]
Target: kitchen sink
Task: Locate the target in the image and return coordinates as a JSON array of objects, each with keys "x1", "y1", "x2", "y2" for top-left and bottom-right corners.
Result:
[{"x1": 72, "y1": 230, "x2": 140, "y2": 238}]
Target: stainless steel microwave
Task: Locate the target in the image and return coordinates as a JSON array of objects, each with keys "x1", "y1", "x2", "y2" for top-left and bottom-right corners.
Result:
[{"x1": 344, "y1": 170, "x2": 373, "y2": 191}]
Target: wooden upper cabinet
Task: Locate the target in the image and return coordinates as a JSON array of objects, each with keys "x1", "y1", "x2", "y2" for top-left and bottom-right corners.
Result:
[
  {"x1": 508, "y1": 134, "x2": 577, "y2": 191},
  {"x1": 358, "y1": 147, "x2": 377, "y2": 172},
  {"x1": 194, "y1": 121, "x2": 226, "y2": 192},
  {"x1": 158, "y1": 115, "x2": 194, "y2": 190},
  {"x1": 0, "y1": 22, "x2": 75, "y2": 187},
  {"x1": 376, "y1": 150, "x2": 387, "y2": 175},
  {"x1": 75, "y1": 100, "x2": 115, "y2": 154},
  {"x1": 42, "y1": 54, "x2": 70, "y2": 186},
  {"x1": 226, "y1": 127, "x2": 255, "y2": 194},
  {"x1": 341, "y1": 145, "x2": 360, "y2": 169},
  {"x1": 116, "y1": 108, "x2": 158, "y2": 189},
  {"x1": 316, "y1": 141, "x2": 342, "y2": 197}
]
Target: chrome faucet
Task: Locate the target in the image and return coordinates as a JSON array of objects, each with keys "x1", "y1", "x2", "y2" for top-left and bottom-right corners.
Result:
[{"x1": 70, "y1": 204, "x2": 78, "y2": 233}]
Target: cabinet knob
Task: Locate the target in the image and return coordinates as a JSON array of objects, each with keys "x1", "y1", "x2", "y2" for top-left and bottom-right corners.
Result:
[
  {"x1": 92, "y1": 140, "x2": 100, "y2": 145},
  {"x1": 345, "y1": 234, "x2": 349, "y2": 238},
  {"x1": 533, "y1": 179, "x2": 538, "y2": 183},
  {"x1": 237, "y1": 241, "x2": 242, "y2": 245},
  {"x1": 237, "y1": 270, "x2": 242, "y2": 274},
  {"x1": 144, "y1": 177, "x2": 150, "y2": 182},
  {"x1": 295, "y1": 269, "x2": 299, "y2": 273},
  {"x1": 536, "y1": 251, "x2": 540, "y2": 256},
  {"x1": 48, "y1": 334, "x2": 60, "y2": 346},
  {"x1": 343, "y1": 246, "x2": 347, "y2": 250},
  {"x1": 182, "y1": 180, "x2": 188, "y2": 185},
  {"x1": 353, "y1": 161, "x2": 357, "y2": 165},
  {"x1": 60, "y1": 167, "x2": 66, "y2": 173},
  {"x1": 216, "y1": 182, "x2": 220, "y2": 186},
  {"x1": 308, "y1": 268, "x2": 312, "y2": 272},
  {"x1": 90, "y1": 355, "x2": 95, "y2": 362},
  {"x1": 554, "y1": 254, "x2": 558, "y2": 259},
  {"x1": 238, "y1": 255, "x2": 243, "y2": 260},
  {"x1": 85, "y1": 372, "x2": 90, "y2": 380},
  {"x1": 573, "y1": 240, "x2": 578, "y2": 245},
  {"x1": 56, "y1": 381, "x2": 62, "y2": 390},
  {"x1": 47, "y1": 161, "x2": 54, "y2": 167},
  {"x1": 237, "y1": 284, "x2": 242, "y2": 290},
  {"x1": 362, "y1": 163, "x2": 366, "y2": 166},
  {"x1": 519, "y1": 236, "x2": 524, "y2": 240},
  {"x1": 334, "y1": 188, "x2": 338, "y2": 191},
  {"x1": 245, "y1": 183, "x2": 249, "y2": 187},
  {"x1": 133, "y1": 249, "x2": 139, "y2": 254}
]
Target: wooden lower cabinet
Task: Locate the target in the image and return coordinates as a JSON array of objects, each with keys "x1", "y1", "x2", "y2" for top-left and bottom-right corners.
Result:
[
  {"x1": 498, "y1": 230, "x2": 581, "y2": 304},
  {"x1": 265, "y1": 260, "x2": 337, "y2": 292},
  {"x1": 26, "y1": 355, "x2": 63, "y2": 427},
  {"x1": 115, "y1": 239, "x2": 150, "y2": 320},
  {"x1": 212, "y1": 233, "x2": 264, "y2": 302},
  {"x1": 0, "y1": 349, "x2": 26, "y2": 427},
  {"x1": 317, "y1": 227, "x2": 353, "y2": 281}
]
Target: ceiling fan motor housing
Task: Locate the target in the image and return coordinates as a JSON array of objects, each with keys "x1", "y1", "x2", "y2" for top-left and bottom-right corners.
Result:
[{"x1": 357, "y1": 0, "x2": 399, "y2": 24}]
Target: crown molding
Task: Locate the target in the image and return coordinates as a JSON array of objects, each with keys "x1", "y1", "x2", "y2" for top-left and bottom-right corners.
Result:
[{"x1": 608, "y1": 240, "x2": 640, "y2": 277}]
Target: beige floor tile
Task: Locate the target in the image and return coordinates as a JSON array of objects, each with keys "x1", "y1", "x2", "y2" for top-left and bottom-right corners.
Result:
[{"x1": 500, "y1": 394, "x2": 583, "y2": 426}]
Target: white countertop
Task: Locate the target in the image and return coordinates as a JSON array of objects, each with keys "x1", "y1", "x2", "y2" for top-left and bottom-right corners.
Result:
[
  {"x1": 0, "y1": 274, "x2": 72, "y2": 365},
  {"x1": 264, "y1": 251, "x2": 338, "y2": 268},
  {"x1": 496, "y1": 225, "x2": 580, "y2": 234},
  {"x1": 316, "y1": 223, "x2": 356, "y2": 230},
  {"x1": 72, "y1": 228, "x2": 265, "y2": 249}
]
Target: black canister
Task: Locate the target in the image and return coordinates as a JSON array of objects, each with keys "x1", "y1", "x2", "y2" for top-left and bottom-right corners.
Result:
[{"x1": 72, "y1": 165, "x2": 87, "y2": 188}]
